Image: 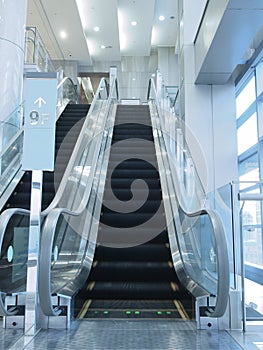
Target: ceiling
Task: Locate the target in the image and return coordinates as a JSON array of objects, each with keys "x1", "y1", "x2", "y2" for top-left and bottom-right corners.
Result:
[{"x1": 26, "y1": 0, "x2": 178, "y2": 67}]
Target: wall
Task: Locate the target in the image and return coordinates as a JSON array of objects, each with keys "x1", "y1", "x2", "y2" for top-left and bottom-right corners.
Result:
[
  {"x1": 53, "y1": 60, "x2": 79, "y2": 85},
  {"x1": 157, "y1": 47, "x2": 178, "y2": 86},
  {"x1": 179, "y1": 0, "x2": 238, "y2": 194},
  {"x1": 88, "y1": 55, "x2": 158, "y2": 102},
  {"x1": 195, "y1": 0, "x2": 263, "y2": 84}
]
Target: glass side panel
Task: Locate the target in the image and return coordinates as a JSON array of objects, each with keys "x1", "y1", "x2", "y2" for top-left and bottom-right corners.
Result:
[
  {"x1": 242, "y1": 194, "x2": 263, "y2": 321},
  {"x1": 149, "y1": 76, "x2": 230, "y2": 316},
  {"x1": 245, "y1": 278, "x2": 263, "y2": 321},
  {"x1": 208, "y1": 183, "x2": 236, "y2": 289},
  {"x1": 242, "y1": 193, "x2": 262, "y2": 267},
  {"x1": 0, "y1": 215, "x2": 29, "y2": 293},
  {"x1": 43, "y1": 79, "x2": 117, "y2": 299}
]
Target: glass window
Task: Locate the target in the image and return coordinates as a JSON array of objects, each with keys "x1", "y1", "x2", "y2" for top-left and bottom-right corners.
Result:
[
  {"x1": 236, "y1": 76, "x2": 256, "y2": 119},
  {"x1": 239, "y1": 169, "x2": 259, "y2": 190},
  {"x1": 256, "y1": 60, "x2": 263, "y2": 97},
  {"x1": 236, "y1": 53, "x2": 263, "y2": 324},
  {"x1": 243, "y1": 195, "x2": 262, "y2": 266},
  {"x1": 237, "y1": 113, "x2": 258, "y2": 155}
]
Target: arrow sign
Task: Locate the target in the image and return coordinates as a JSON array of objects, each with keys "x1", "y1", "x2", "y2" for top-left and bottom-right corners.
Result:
[{"x1": 34, "y1": 97, "x2": 47, "y2": 108}]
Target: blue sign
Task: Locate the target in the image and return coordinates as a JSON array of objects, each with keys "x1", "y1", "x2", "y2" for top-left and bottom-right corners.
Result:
[{"x1": 22, "y1": 72, "x2": 58, "y2": 171}]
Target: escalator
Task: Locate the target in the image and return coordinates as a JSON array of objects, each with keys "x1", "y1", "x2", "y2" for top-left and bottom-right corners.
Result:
[
  {"x1": 36, "y1": 78, "x2": 229, "y2": 321},
  {"x1": 0, "y1": 103, "x2": 89, "y2": 294},
  {"x1": 75, "y1": 105, "x2": 194, "y2": 319},
  {"x1": 2, "y1": 104, "x2": 89, "y2": 212}
]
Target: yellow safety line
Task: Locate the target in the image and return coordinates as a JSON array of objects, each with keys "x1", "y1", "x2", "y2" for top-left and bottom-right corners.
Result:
[
  {"x1": 173, "y1": 299, "x2": 190, "y2": 320},
  {"x1": 170, "y1": 282, "x2": 179, "y2": 292},
  {"x1": 77, "y1": 299, "x2": 92, "y2": 319},
  {"x1": 87, "y1": 281, "x2": 95, "y2": 291}
]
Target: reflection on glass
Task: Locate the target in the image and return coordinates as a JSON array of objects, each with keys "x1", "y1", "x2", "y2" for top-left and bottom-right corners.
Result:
[
  {"x1": 239, "y1": 151, "x2": 258, "y2": 177},
  {"x1": 239, "y1": 169, "x2": 259, "y2": 190},
  {"x1": 236, "y1": 76, "x2": 256, "y2": 118},
  {"x1": 7, "y1": 246, "x2": 13, "y2": 263},
  {"x1": 245, "y1": 279, "x2": 263, "y2": 320},
  {"x1": 243, "y1": 196, "x2": 262, "y2": 267},
  {"x1": 237, "y1": 113, "x2": 258, "y2": 155}
]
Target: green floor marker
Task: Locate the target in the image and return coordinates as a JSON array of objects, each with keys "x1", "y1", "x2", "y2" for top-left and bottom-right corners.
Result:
[
  {"x1": 126, "y1": 311, "x2": 132, "y2": 315},
  {"x1": 166, "y1": 311, "x2": 172, "y2": 315},
  {"x1": 157, "y1": 311, "x2": 163, "y2": 315},
  {"x1": 134, "y1": 311, "x2": 140, "y2": 315},
  {"x1": 103, "y1": 310, "x2": 109, "y2": 315}
]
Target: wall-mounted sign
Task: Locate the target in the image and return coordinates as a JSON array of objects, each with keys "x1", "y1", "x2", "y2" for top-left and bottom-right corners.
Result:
[{"x1": 22, "y1": 72, "x2": 58, "y2": 171}]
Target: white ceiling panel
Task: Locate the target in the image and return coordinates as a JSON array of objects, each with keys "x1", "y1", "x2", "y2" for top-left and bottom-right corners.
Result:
[
  {"x1": 152, "y1": 0, "x2": 178, "y2": 47},
  {"x1": 118, "y1": 0, "x2": 156, "y2": 56},
  {"x1": 27, "y1": 0, "x2": 92, "y2": 63},
  {"x1": 76, "y1": 0, "x2": 121, "y2": 61},
  {"x1": 26, "y1": 0, "x2": 178, "y2": 66}
]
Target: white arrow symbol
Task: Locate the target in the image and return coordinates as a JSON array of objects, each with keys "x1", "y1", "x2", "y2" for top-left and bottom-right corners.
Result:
[{"x1": 34, "y1": 97, "x2": 46, "y2": 108}]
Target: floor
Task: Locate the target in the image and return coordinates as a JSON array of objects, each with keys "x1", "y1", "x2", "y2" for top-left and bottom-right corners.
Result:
[{"x1": 0, "y1": 319, "x2": 254, "y2": 350}]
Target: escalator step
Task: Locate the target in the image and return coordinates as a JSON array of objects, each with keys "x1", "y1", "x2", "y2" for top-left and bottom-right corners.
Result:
[
  {"x1": 94, "y1": 244, "x2": 170, "y2": 262},
  {"x1": 81, "y1": 282, "x2": 183, "y2": 300},
  {"x1": 89, "y1": 261, "x2": 177, "y2": 282},
  {"x1": 74, "y1": 105, "x2": 194, "y2": 320},
  {"x1": 109, "y1": 178, "x2": 161, "y2": 189},
  {"x1": 102, "y1": 200, "x2": 163, "y2": 214},
  {"x1": 102, "y1": 188, "x2": 162, "y2": 201},
  {"x1": 108, "y1": 169, "x2": 159, "y2": 179}
]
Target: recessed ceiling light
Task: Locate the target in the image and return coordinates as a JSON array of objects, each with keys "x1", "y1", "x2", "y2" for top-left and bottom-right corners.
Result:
[
  {"x1": 60, "y1": 30, "x2": 67, "y2": 39},
  {"x1": 132, "y1": 78, "x2": 136, "y2": 81},
  {"x1": 131, "y1": 21, "x2": 137, "y2": 26},
  {"x1": 100, "y1": 45, "x2": 112, "y2": 49},
  {"x1": 159, "y1": 15, "x2": 165, "y2": 21},
  {"x1": 94, "y1": 26, "x2": 100, "y2": 32}
]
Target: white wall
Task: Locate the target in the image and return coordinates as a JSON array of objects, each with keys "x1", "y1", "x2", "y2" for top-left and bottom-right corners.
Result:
[
  {"x1": 53, "y1": 60, "x2": 79, "y2": 85},
  {"x1": 180, "y1": 1, "x2": 238, "y2": 194},
  {"x1": 157, "y1": 47, "x2": 179, "y2": 86},
  {"x1": 212, "y1": 83, "x2": 238, "y2": 189},
  {"x1": 89, "y1": 56, "x2": 158, "y2": 102},
  {"x1": 183, "y1": 0, "x2": 208, "y2": 44}
]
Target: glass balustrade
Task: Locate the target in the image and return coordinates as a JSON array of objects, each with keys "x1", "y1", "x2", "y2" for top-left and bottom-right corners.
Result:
[
  {"x1": 0, "y1": 76, "x2": 81, "y2": 315},
  {"x1": 148, "y1": 77, "x2": 230, "y2": 317},
  {"x1": 25, "y1": 27, "x2": 55, "y2": 72}
]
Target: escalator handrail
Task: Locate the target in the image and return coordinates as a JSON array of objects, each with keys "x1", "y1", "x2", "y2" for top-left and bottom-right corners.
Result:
[
  {"x1": 0, "y1": 78, "x2": 109, "y2": 316},
  {"x1": 39, "y1": 78, "x2": 118, "y2": 316},
  {"x1": 41, "y1": 77, "x2": 109, "y2": 215},
  {"x1": 148, "y1": 78, "x2": 230, "y2": 317}
]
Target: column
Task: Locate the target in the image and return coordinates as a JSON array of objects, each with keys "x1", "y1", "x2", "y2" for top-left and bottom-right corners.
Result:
[{"x1": 0, "y1": 0, "x2": 28, "y2": 149}]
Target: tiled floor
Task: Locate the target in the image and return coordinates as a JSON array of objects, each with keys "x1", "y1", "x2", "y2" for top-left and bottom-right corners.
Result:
[
  {"x1": 0, "y1": 319, "x2": 247, "y2": 350},
  {"x1": 229, "y1": 327, "x2": 263, "y2": 350}
]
